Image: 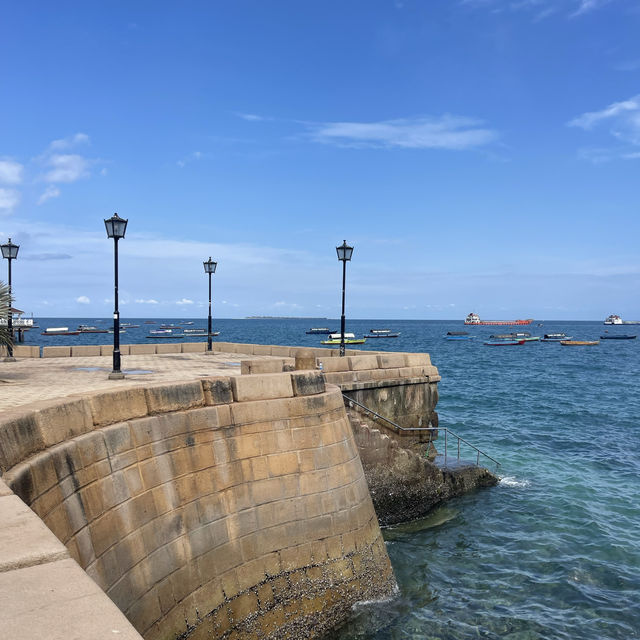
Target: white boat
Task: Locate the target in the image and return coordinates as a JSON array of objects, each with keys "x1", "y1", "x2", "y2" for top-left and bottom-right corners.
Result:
[
  {"x1": 604, "y1": 314, "x2": 640, "y2": 325},
  {"x1": 41, "y1": 327, "x2": 80, "y2": 336}
]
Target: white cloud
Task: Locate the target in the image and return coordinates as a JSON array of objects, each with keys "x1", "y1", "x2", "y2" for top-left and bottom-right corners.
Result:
[
  {"x1": 176, "y1": 298, "x2": 194, "y2": 305},
  {"x1": 177, "y1": 151, "x2": 204, "y2": 168},
  {"x1": 308, "y1": 115, "x2": 497, "y2": 150},
  {"x1": 76, "y1": 296, "x2": 91, "y2": 304},
  {"x1": 135, "y1": 298, "x2": 159, "y2": 304},
  {"x1": 0, "y1": 159, "x2": 23, "y2": 185},
  {"x1": 0, "y1": 188, "x2": 20, "y2": 213},
  {"x1": 49, "y1": 133, "x2": 90, "y2": 150},
  {"x1": 461, "y1": 0, "x2": 613, "y2": 17},
  {"x1": 37, "y1": 185, "x2": 61, "y2": 205},
  {"x1": 236, "y1": 112, "x2": 268, "y2": 122},
  {"x1": 44, "y1": 154, "x2": 91, "y2": 183},
  {"x1": 569, "y1": 95, "x2": 640, "y2": 159}
]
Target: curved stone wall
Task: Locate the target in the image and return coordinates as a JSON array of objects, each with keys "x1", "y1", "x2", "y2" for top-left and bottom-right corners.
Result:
[{"x1": 0, "y1": 372, "x2": 394, "y2": 639}]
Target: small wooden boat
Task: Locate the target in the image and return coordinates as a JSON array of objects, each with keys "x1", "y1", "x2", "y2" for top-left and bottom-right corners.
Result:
[
  {"x1": 321, "y1": 332, "x2": 367, "y2": 345},
  {"x1": 306, "y1": 327, "x2": 335, "y2": 334},
  {"x1": 484, "y1": 339, "x2": 525, "y2": 346},
  {"x1": 560, "y1": 340, "x2": 599, "y2": 346},
  {"x1": 365, "y1": 329, "x2": 400, "y2": 338},
  {"x1": 600, "y1": 334, "x2": 636, "y2": 340},
  {"x1": 445, "y1": 331, "x2": 473, "y2": 340},
  {"x1": 146, "y1": 334, "x2": 186, "y2": 339},
  {"x1": 541, "y1": 333, "x2": 572, "y2": 342},
  {"x1": 490, "y1": 332, "x2": 539, "y2": 342},
  {"x1": 77, "y1": 325, "x2": 109, "y2": 334}
]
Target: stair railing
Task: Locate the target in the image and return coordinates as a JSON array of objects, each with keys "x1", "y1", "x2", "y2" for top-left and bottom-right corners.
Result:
[{"x1": 343, "y1": 394, "x2": 500, "y2": 471}]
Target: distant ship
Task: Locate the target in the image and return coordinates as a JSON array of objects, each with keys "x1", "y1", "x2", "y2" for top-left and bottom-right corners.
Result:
[
  {"x1": 464, "y1": 312, "x2": 533, "y2": 326},
  {"x1": 603, "y1": 314, "x2": 640, "y2": 325}
]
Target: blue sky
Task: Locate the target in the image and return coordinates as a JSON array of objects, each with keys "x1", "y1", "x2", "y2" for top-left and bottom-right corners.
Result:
[{"x1": 1, "y1": 0, "x2": 639, "y2": 320}]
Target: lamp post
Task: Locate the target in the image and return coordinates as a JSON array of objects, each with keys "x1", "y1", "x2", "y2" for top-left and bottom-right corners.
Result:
[
  {"x1": 104, "y1": 213, "x2": 128, "y2": 379},
  {"x1": 203, "y1": 257, "x2": 217, "y2": 352},
  {"x1": 1, "y1": 238, "x2": 19, "y2": 362},
  {"x1": 336, "y1": 240, "x2": 354, "y2": 357}
]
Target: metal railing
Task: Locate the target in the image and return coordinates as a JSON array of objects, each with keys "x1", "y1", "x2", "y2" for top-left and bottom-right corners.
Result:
[{"x1": 343, "y1": 394, "x2": 500, "y2": 471}]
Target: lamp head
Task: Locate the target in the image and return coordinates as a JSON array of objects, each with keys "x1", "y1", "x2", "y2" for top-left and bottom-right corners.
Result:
[
  {"x1": 104, "y1": 213, "x2": 128, "y2": 240},
  {"x1": 1, "y1": 238, "x2": 19, "y2": 260},
  {"x1": 336, "y1": 240, "x2": 353, "y2": 262},
  {"x1": 203, "y1": 257, "x2": 217, "y2": 274}
]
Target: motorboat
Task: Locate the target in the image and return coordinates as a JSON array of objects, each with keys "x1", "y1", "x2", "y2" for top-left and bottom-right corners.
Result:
[
  {"x1": 306, "y1": 327, "x2": 335, "y2": 334},
  {"x1": 41, "y1": 327, "x2": 80, "y2": 336},
  {"x1": 483, "y1": 339, "x2": 525, "y2": 346},
  {"x1": 365, "y1": 329, "x2": 400, "y2": 338},
  {"x1": 489, "y1": 332, "x2": 539, "y2": 342},
  {"x1": 77, "y1": 325, "x2": 108, "y2": 333},
  {"x1": 445, "y1": 331, "x2": 473, "y2": 340},
  {"x1": 541, "y1": 333, "x2": 572, "y2": 342},
  {"x1": 321, "y1": 333, "x2": 367, "y2": 345},
  {"x1": 183, "y1": 329, "x2": 220, "y2": 336}
]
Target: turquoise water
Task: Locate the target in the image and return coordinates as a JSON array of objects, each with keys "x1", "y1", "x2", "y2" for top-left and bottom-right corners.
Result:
[{"x1": 28, "y1": 318, "x2": 640, "y2": 639}]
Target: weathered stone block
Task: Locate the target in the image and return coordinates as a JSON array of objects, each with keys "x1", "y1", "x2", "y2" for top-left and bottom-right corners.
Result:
[
  {"x1": 252, "y1": 344, "x2": 273, "y2": 356},
  {"x1": 376, "y1": 353, "x2": 406, "y2": 369},
  {"x1": 32, "y1": 397, "x2": 93, "y2": 447},
  {"x1": 155, "y1": 343, "x2": 181, "y2": 354},
  {"x1": 129, "y1": 344, "x2": 156, "y2": 355},
  {"x1": 348, "y1": 355, "x2": 379, "y2": 371},
  {"x1": 13, "y1": 345, "x2": 39, "y2": 358},
  {"x1": 404, "y1": 353, "x2": 431, "y2": 367},
  {"x1": 181, "y1": 342, "x2": 206, "y2": 353},
  {"x1": 290, "y1": 371, "x2": 325, "y2": 397},
  {"x1": 70, "y1": 345, "x2": 101, "y2": 357},
  {"x1": 42, "y1": 346, "x2": 71, "y2": 358},
  {"x1": 294, "y1": 348, "x2": 317, "y2": 371},
  {"x1": 145, "y1": 381, "x2": 205, "y2": 414},
  {"x1": 202, "y1": 376, "x2": 234, "y2": 405},
  {"x1": 240, "y1": 359, "x2": 285, "y2": 375},
  {"x1": 89, "y1": 389, "x2": 148, "y2": 427},
  {"x1": 230, "y1": 373, "x2": 294, "y2": 403},
  {"x1": 319, "y1": 357, "x2": 351, "y2": 373}
]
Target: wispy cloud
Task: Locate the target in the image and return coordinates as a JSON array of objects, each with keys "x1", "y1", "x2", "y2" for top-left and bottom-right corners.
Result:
[
  {"x1": 569, "y1": 95, "x2": 640, "y2": 160},
  {"x1": 176, "y1": 298, "x2": 194, "y2": 305},
  {"x1": 135, "y1": 298, "x2": 159, "y2": 304},
  {"x1": 37, "y1": 185, "x2": 61, "y2": 205},
  {"x1": 0, "y1": 159, "x2": 24, "y2": 185},
  {"x1": 0, "y1": 188, "x2": 20, "y2": 214},
  {"x1": 44, "y1": 154, "x2": 91, "y2": 183},
  {"x1": 75, "y1": 295, "x2": 91, "y2": 304},
  {"x1": 307, "y1": 115, "x2": 498, "y2": 150},
  {"x1": 461, "y1": 0, "x2": 614, "y2": 18},
  {"x1": 177, "y1": 151, "x2": 204, "y2": 168},
  {"x1": 49, "y1": 133, "x2": 90, "y2": 151},
  {"x1": 235, "y1": 112, "x2": 270, "y2": 122}
]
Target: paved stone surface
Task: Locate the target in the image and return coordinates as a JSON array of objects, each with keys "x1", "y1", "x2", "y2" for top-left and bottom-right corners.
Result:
[{"x1": 0, "y1": 351, "x2": 260, "y2": 411}]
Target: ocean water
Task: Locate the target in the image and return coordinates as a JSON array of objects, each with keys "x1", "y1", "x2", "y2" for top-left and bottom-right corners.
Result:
[{"x1": 24, "y1": 318, "x2": 640, "y2": 639}]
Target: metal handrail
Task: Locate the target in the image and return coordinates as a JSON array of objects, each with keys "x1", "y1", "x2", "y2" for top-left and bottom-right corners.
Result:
[{"x1": 343, "y1": 394, "x2": 500, "y2": 470}]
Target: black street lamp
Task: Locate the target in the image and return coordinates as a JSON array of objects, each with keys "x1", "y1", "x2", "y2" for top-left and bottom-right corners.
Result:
[
  {"x1": 1, "y1": 238, "x2": 19, "y2": 362},
  {"x1": 104, "y1": 213, "x2": 128, "y2": 379},
  {"x1": 203, "y1": 257, "x2": 217, "y2": 352},
  {"x1": 336, "y1": 240, "x2": 354, "y2": 357}
]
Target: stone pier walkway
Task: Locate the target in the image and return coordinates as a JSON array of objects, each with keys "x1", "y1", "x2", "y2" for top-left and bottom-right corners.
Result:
[{"x1": 0, "y1": 352, "x2": 259, "y2": 411}]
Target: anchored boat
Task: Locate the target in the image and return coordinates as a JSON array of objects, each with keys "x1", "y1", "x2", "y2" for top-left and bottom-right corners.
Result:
[
  {"x1": 321, "y1": 333, "x2": 366, "y2": 345},
  {"x1": 541, "y1": 333, "x2": 572, "y2": 342},
  {"x1": 560, "y1": 340, "x2": 599, "y2": 346},
  {"x1": 465, "y1": 312, "x2": 533, "y2": 326}
]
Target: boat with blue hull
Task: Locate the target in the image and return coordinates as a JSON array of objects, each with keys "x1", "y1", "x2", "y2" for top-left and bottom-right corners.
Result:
[
  {"x1": 600, "y1": 334, "x2": 637, "y2": 340},
  {"x1": 445, "y1": 331, "x2": 473, "y2": 340}
]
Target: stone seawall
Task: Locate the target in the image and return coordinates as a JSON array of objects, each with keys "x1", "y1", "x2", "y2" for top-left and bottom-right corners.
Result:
[{"x1": 0, "y1": 371, "x2": 394, "y2": 639}]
